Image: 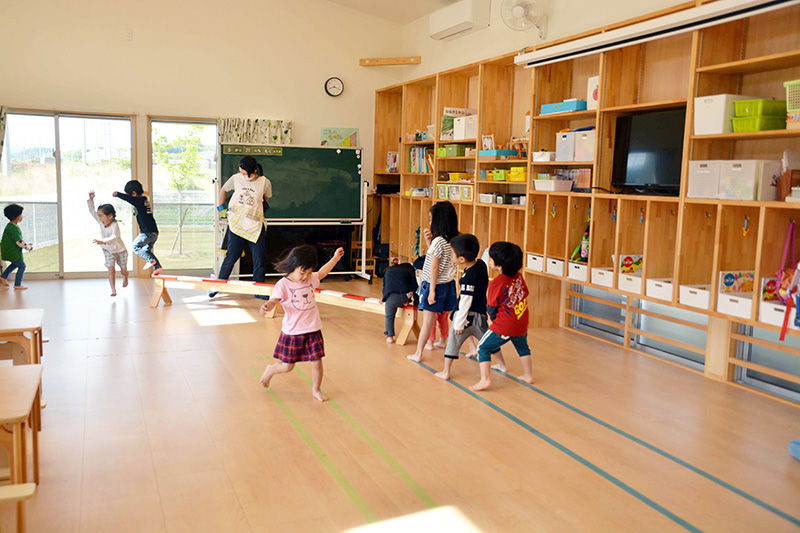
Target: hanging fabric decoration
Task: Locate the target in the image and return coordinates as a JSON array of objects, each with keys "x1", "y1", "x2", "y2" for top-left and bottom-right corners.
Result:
[
  {"x1": 0, "y1": 106, "x2": 7, "y2": 163},
  {"x1": 217, "y1": 118, "x2": 293, "y2": 145}
]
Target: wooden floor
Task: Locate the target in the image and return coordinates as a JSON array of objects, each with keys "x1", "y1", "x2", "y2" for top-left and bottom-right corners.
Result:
[{"x1": 1, "y1": 277, "x2": 799, "y2": 532}]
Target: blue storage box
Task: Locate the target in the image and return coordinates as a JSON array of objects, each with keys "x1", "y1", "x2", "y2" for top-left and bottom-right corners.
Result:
[
  {"x1": 478, "y1": 150, "x2": 518, "y2": 160},
  {"x1": 541, "y1": 100, "x2": 588, "y2": 115}
]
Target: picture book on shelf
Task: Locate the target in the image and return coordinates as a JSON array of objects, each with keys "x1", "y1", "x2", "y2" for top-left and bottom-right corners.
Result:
[
  {"x1": 761, "y1": 277, "x2": 778, "y2": 301},
  {"x1": 616, "y1": 254, "x2": 643, "y2": 274},
  {"x1": 719, "y1": 270, "x2": 754, "y2": 294}
]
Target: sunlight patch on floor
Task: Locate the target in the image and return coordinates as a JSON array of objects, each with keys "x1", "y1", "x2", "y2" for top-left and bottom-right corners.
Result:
[
  {"x1": 189, "y1": 308, "x2": 257, "y2": 327},
  {"x1": 345, "y1": 507, "x2": 483, "y2": 533}
]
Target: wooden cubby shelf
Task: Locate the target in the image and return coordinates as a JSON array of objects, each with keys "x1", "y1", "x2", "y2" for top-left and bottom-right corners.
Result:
[
  {"x1": 372, "y1": 1, "x2": 800, "y2": 404},
  {"x1": 696, "y1": 49, "x2": 800, "y2": 74}
]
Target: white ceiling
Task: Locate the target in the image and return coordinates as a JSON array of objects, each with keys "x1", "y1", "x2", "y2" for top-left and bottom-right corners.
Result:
[{"x1": 326, "y1": 0, "x2": 455, "y2": 24}]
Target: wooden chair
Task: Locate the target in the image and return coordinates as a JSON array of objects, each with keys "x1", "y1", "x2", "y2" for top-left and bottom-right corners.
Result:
[{"x1": 0, "y1": 482, "x2": 37, "y2": 533}]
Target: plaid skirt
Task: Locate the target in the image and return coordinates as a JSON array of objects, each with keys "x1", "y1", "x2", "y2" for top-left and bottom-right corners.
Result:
[{"x1": 273, "y1": 330, "x2": 325, "y2": 363}]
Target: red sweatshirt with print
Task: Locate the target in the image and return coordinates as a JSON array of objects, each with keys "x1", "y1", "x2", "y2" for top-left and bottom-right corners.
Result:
[{"x1": 487, "y1": 272, "x2": 529, "y2": 337}]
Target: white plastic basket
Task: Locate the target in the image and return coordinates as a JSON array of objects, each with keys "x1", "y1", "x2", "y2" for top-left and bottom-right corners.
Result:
[{"x1": 533, "y1": 179, "x2": 573, "y2": 192}]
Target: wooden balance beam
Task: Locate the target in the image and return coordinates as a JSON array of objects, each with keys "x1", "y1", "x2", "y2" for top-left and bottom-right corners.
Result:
[{"x1": 150, "y1": 275, "x2": 421, "y2": 346}]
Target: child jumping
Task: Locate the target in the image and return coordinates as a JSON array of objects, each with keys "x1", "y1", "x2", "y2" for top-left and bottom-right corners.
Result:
[
  {"x1": 113, "y1": 180, "x2": 162, "y2": 275},
  {"x1": 259, "y1": 244, "x2": 345, "y2": 402},
  {"x1": 435, "y1": 234, "x2": 490, "y2": 380},
  {"x1": 88, "y1": 191, "x2": 129, "y2": 296},
  {"x1": 382, "y1": 262, "x2": 418, "y2": 343},
  {"x1": 1, "y1": 204, "x2": 33, "y2": 290},
  {"x1": 471, "y1": 241, "x2": 533, "y2": 391},
  {"x1": 407, "y1": 201, "x2": 459, "y2": 363}
]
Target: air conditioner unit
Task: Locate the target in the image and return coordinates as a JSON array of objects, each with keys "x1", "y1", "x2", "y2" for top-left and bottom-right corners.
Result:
[
  {"x1": 429, "y1": 0, "x2": 490, "y2": 41},
  {"x1": 515, "y1": 0, "x2": 800, "y2": 68}
]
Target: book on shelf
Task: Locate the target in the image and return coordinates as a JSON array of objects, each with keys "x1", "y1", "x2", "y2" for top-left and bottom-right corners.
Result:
[
  {"x1": 386, "y1": 151, "x2": 399, "y2": 173},
  {"x1": 719, "y1": 270, "x2": 754, "y2": 294}
]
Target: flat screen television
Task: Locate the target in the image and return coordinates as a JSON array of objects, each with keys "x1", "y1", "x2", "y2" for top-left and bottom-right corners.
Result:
[{"x1": 611, "y1": 108, "x2": 686, "y2": 195}]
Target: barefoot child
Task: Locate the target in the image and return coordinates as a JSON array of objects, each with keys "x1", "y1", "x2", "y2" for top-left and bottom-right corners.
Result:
[
  {"x1": 435, "y1": 234, "x2": 490, "y2": 380},
  {"x1": 113, "y1": 180, "x2": 162, "y2": 275},
  {"x1": 88, "y1": 192, "x2": 129, "y2": 296},
  {"x1": 407, "y1": 201, "x2": 459, "y2": 363},
  {"x1": 1, "y1": 204, "x2": 33, "y2": 290},
  {"x1": 259, "y1": 244, "x2": 345, "y2": 402},
  {"x1": 382, "y1": 262, "x2": 418, "y2": 343},
  {"x1": 412, "y1": 255, "x2": 448, "y2": 350},
  {"x1": 471, "y1": 241, "x2": 533, "y2": 392}
]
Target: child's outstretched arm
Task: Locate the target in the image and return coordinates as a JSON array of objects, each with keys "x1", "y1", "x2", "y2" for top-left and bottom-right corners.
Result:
[
  {"x1": 318, "y1": 247, "x2": 345, "y2": 281},
  {"x1": 87, "y1": 192, "x2": 100, "y2": 222}
]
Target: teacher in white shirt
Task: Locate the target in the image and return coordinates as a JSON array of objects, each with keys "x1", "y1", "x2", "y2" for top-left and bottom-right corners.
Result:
[{"x1": 211, "y1": 155, "x2": 272, "y2": 299}]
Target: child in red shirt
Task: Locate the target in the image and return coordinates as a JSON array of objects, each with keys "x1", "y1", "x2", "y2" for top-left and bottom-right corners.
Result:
[{"x1": 470, "y1": 241, "x2": 533, "y2": 392}]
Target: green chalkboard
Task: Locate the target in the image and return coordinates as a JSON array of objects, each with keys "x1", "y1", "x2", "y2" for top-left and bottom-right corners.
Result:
[{"x1": 220, "y1": 144, "x2": 363, "y2": 221}]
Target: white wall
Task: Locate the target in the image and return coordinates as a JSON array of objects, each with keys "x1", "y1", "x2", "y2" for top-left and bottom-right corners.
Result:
[
  {"x1": 0, "y1": 0, "x2": 405, "y2": 184},
  {"x1": 399, "y1": 0, "x2": 684, "y2": 79}
]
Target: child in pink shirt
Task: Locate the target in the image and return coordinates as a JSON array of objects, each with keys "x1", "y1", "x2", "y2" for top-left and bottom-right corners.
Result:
[{"x1": 259, "y1": 244, "x2": 344, "y2": 402}]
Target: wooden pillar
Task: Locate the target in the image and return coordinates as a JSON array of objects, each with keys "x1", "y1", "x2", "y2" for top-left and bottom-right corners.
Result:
[{"x1": 705, "y1": 316, "x2": 735, "y2": 382}]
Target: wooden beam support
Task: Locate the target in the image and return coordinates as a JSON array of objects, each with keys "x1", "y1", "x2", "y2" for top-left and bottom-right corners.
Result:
[{"x1": 360, "y1": 56, "x2": 421, "y2": 67}]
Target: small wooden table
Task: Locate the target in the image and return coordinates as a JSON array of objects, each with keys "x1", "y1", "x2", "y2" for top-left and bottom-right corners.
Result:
[
  {"x1": 0, "y1": 364, "x2": 42, "y2": 532},
  {"x1": 0, "y1": 309, "x2": 44, "y2": 366}
]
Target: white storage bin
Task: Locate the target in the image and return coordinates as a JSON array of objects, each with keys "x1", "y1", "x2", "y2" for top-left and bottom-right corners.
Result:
[
  {"x1": 687, "y1": 161, "x2": 721, "y2": 199},
  {"x1": 533, "y1": 179, "x2": 573, "y2": 192},
  {"x1": 618, "y1": 273, "x2": 643, "y2": 294},
  {"x1": 693, "y1": 94, "x2": 761, "y2": 135},
  {"x1": 546, "y1": 257, "x2": 565, "y2": 277},
  {"x1": 479, "y1": 193, "x2": 496, "y2": 204},
  {"x1": 718, "y1": 160, "x2": 781, "y2": 201},
  {"x1": 567, "y1": 262, "x2": 588, "y2": 282},
  {"x1": 574, "y1": 131, "x2": 596, "y2": 162},
  {"x1": 717, "y1": 292, "x2": 753, "y2": 320},
  {"x1": 679, "y1": 284, "x2": 711, "y2": 310},
  {"x1": 646, "y1": 278, "x2": 674, "y2": 301},
  {"x1": 759, "y1": 300, "x2": 797, "y2": 329},
  {"x1": 591, "y1": 267, "x2": 614, "y2": 288},
  {"x1": 453, "y1": 115, "x2": 478, "y2": 141},
  {"x1": 555, "y1": 132, "x2": 576, "y2": 161},
  {"x1": 532, "y1": 151, "x2": 556, "y2": 162},
  {"x1": 526, "y1": 253, "x2": 544, "y2": 272}
]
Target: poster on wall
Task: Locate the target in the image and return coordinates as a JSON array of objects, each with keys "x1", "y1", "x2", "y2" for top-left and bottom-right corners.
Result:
[{"x1": 321, "y1": 127, "x2": 359, "y2": 147}]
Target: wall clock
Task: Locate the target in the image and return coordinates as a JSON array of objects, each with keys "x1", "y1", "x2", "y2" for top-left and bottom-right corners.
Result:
[{"x1": 325, "y1": 77, "x2": 344, "y2": 97}]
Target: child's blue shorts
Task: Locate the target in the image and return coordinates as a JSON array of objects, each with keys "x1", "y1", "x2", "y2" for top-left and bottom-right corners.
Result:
[{"x1": 418, "y1": 280, "x2": 457, "y2": 313}]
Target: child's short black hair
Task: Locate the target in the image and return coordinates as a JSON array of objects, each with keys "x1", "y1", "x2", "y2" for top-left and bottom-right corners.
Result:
[
  {"x1": 274, "y1": 244, "x2": 318, "y2": 274},
  {"x1": 412, "y1": 256, "x2": 425, "y2": 270},
  {"x1": 489, "y1": 241, "x2": 523, "y2": 277},
  {"x1": 123, "y1": 180, "x2": 144, "y2": 195},
  {"x1": 97, "y1": 204, "x2": 116, "y2": 218},
  {"x1": 391, "y1": 262, "x2": 415, "y2": 276},
  {"x1": 429, "y1": 201, "x2": 459, "y2": 242},
  {"x1": 450, "y1": 234, "x2": 480, "y2": 262},
  {"x1": 4, "y1": 204, "x2": 23, "y2": 221}
]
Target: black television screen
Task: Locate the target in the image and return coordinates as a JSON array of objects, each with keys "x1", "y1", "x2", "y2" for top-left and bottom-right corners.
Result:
[{"x1": 611, "y1": 108, "x2": 686, "y2": 194}]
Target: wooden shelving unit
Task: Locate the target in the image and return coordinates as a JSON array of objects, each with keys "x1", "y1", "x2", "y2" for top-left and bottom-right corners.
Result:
[{"x1": 372, "y1": 2, "x2": 800, "y2": 404}]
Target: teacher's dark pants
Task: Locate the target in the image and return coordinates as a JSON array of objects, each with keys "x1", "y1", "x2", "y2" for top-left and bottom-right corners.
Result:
[{"x1": 218, "y1": 227, "x2": 267, "y2": 283}]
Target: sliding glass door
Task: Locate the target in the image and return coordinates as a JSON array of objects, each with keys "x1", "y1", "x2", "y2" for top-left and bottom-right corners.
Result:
[
  {"x1": 0, "y1": 114, "x2": 60, "y2": 274},
  {"x1": 0, "y1": 111, "x2": 133, "y2": 277},
  {"x1": 150, "y1": 119, "x2": 217, "y2": 271}
]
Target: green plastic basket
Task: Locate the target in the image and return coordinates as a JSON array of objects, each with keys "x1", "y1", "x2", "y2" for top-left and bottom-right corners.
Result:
[
  {"x1": 734, "y1": 99, "x2": 786, "y2": 117},
  {"x1": 785, "y1": 79, "x2": 800, "y2": 113},
  {"x1": 731, "y1": 115, "x2": 786, "y2": 133}
]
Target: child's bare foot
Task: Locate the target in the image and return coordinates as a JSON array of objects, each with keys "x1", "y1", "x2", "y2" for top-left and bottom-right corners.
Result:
[
  {"x1": 312, "y1": 390, "x2": 329, "y2": 402},
  {"x1": 260, "y1": 366, "x2": 274, "y2": 388},
  {"x1": 110, "y1": 291, "x2": 117, "y2": 297},
  {"x1": 470, "y1": 378, "x2": 492, "y2": 391},
  {"x1": 433, "y1": 339, "x2": 446, "y2": 348},
  {"x1": 0, "y1": 277, "x2": 8, "y2": 287},
  {"x1": 491, "y1": 362, "x2": 507, "y2": 372},
  {"x1": 151, "y1": 267, "x2": 163, "y2": 276},
  {"x1": 434, "y1": 370, "x2": 450, "y2": 380},
  {"x1": 122, "y1": 275, "x2": 128, "y2": 287},
  {"x1": 386, "y1": 336, "x2": 395, "y2": 344},
  {"x1": 14, "y1": 286, "x2": 27, "y2": 291},
  {"x1": 424, "y1": 340, "x2": 435, "y2": 351},
  {"x1": 518, "y1": 373, "x2": 535, "y2": 384},
  {"x1": 406, "y1": 353, "x2": 422, "y2": 362}
]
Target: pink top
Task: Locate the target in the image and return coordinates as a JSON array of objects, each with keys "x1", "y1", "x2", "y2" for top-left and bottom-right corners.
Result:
[{"x1": 272, "y1": 272, "x2": 323, "y2": 335}]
